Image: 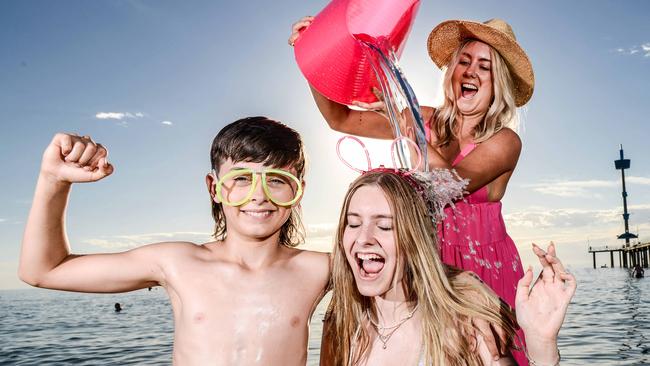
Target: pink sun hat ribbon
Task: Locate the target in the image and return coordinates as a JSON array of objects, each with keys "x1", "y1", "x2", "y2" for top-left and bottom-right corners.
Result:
[{"x1": 294, "y1": 0, "x2": 420, "y2": 105}]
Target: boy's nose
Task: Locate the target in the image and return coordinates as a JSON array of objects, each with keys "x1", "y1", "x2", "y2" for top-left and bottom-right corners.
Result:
[{"x1": 249, "y1": 178, "x2": 268, "y2": 203}]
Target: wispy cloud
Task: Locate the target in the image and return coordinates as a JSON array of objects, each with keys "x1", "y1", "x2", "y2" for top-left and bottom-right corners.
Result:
[
  {"x1": 161, "y1": 121, "x2": 173, "y2": 126},
  {"x1": 95, "y1": 111, "x2": 146, "y2": 126},
  {"x1": 614, "y1": 43, "x2": 650, "y2": 57},
  {"x1": 524, "y1": 176, "x2": 650, "y2": 197},
  {"x1": 504, "y1": 204, "x2": 650, "y2": 244},
  {"x1": 83, "y1": 231, "x2": 212, "y2": 249},
  {"x1": 95, "y1": 112, "x2": 127, "y2": 120},
  {"x1": 0, "y1": 218, "x2": 6, "y2": 223}
]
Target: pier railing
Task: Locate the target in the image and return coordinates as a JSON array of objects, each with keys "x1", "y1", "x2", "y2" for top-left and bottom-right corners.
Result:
[{"x1": 588, "y1": 245, "x2": 624, "y2": 252}]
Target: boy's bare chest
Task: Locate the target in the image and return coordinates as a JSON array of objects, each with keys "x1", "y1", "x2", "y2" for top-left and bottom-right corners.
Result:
[
  {"x1": 162, "y1": 261, "x2": 324, "y2": 365},
  {"x1": 166, "y1": 262, "x2": 324, "y2": 329}
]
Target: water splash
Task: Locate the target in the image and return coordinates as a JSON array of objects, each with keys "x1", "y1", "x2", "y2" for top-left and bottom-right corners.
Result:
[{"x1": 357, "y1": 36, "x2": 429, "y2": 172}]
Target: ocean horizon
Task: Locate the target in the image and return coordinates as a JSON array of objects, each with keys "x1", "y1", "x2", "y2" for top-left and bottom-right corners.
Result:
[{"x1": 1, "y1": 267, "x2": 648, "y2": 365}]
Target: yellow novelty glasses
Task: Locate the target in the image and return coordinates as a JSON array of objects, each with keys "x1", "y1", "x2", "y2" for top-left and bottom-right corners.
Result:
[{"x1": 214, "y1": 168, "x2": 303, "y2": 207}]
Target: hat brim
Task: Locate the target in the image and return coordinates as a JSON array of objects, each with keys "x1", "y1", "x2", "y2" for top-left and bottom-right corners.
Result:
[{"x1": 427, "y1": 20, "x2": 534, "y2": 107}]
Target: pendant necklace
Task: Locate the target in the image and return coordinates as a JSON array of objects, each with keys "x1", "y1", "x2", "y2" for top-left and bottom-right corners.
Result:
[{"x1": 367, "y1": 304, "x2": 419, "y2": 349}]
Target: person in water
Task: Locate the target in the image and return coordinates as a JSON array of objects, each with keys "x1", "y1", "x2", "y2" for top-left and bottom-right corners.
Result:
[
  {"x1": 18, "y1": 117, "x2": 331, "y2": 365},
  {"x1": 321, "y1": 170, "x2": 576, "y2": 365},
  {"x1": 632, "y1": 264, "x2": 644, "y2": 278}
]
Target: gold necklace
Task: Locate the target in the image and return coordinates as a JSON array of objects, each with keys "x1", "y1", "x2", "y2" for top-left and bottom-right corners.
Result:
[{"x1": 366, "y1": 304, "x2": 419, "y2": 349}]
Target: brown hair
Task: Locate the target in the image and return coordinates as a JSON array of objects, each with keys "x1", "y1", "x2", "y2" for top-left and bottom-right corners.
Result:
[
  {"x1": 326, "y1": 171, "x2": 517, "y2": 365},
  {"x1": 209, "y1": 116, "x2": 306, "y2": 247}
]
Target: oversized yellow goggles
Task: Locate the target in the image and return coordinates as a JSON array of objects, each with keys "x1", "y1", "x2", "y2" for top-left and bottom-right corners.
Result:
[{"x1": 214, "y1": 168, "x2": 303, "y2": 207}]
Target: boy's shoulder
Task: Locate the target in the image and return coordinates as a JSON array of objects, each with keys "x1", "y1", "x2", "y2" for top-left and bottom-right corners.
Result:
[
  {"x1": 286, "y1": 247, "x2": 330, "y2": 262},
  {"x1": 283, "y1": 248, "x2": 331, "y2": 277},
  {"x1": 139, "y1": 241, "x2": 212, "y2": 264}
]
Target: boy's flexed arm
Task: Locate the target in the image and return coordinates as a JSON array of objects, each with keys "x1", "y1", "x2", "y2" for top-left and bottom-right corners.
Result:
[{"x1": 19, "y1": 133, "x2": 163, "y2": 293}]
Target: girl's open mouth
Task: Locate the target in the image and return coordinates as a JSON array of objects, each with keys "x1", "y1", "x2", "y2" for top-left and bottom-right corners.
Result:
[{"x1": 355, "y1": 252, "x2": 386, "y2": 279}]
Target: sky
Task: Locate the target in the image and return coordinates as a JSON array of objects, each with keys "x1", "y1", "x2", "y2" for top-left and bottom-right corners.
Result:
[{"x1": 1, "y1": 0, "x2": 649, "y2": 289}]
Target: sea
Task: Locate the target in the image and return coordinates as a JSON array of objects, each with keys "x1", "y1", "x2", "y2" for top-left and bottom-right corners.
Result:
[{"x1": 0, "y1": 267, "x2": 648, "y2": 365}]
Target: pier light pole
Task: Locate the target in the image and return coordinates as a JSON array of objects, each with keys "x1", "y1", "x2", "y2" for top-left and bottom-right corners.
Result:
[{"x1": 614, "y1": 145, "x2": 637, "y2": 267}]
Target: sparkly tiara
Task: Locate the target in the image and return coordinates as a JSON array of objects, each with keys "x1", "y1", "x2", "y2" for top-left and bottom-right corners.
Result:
[{"x1": 336, "y1": 135, "x2": 468, "y2": 222}]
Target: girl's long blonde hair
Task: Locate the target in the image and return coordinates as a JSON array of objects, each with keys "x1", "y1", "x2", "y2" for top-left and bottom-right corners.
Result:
[
  {"x1": 433, "y1": 39, "x2": 518, "y2": 147},
  {"x1": 326, "y1": 172, "x2": 517, "y2": 365}
]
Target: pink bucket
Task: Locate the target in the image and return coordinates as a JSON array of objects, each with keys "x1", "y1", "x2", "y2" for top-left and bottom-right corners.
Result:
[{"x1": 294, "y1": 0, "x2": 420, "y2": 105}]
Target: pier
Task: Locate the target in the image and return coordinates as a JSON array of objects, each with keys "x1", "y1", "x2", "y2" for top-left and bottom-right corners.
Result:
[
  {"x1": 588, "y1": 145, "x2": 646, "y2": 269},
  {"x1": 589, "y1": 242, "x2": 650, "y2": 269}
]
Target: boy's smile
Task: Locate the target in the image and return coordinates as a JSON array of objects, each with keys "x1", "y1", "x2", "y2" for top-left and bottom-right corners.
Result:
[{"x1": 212, "y1": 159, "x2": 299, "y2": 242}]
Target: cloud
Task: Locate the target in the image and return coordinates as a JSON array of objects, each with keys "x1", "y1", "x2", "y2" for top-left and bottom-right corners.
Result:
[
  {"x1": 95, "y1": 111, "x2": 146, "y2": 121},
  {"x1": 504, "y1": 204, "x2": 650, "y2": 245},
  {"x1": 643, "y1": 43, "x2": 650, "y2": 57},
  {"x1": 524, "y1": 176, "x2": 650, "y2": 197},
  {"x1": 95, "y1": 112, "x2": 126, "y2": 120},
  {"x1": 614, "y1": 43, "x2": 650, "y2": 57},
  {"x1": 506, "y1": 203, "x2": 650, "y2": 229},
  {"x1": 161, "y1": 121, "x2": 173, "y2": 126},
  {"x1": 83, "y1": 231, "x2": 212, "y2": 249},
  {"x1": 0, "y1": 218, "x2": 5, "y2": 223}
]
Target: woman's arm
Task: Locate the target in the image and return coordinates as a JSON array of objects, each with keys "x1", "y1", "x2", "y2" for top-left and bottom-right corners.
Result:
[
  {"x1": 428, "y1": 127, "x2": 521, "y2": 194},
  {"x1": 309, "y1": 86, "x2": 394, "y2": 139},
  {"x1": 289, "y1": 16, "x2": 394, "y2": 139}
]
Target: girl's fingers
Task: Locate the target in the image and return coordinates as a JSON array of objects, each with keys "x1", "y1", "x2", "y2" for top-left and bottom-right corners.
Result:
[
  {"x1": 546, "y1": 255, "x2": 567, "y2": 281},
  {"x1": 515, "y1": 266, "x2": 533, "y2": 306},
  {"x1": 559, "y1": 272, "x2": 577, "y2": 299},
  {"x1": 533, "y1": 243, "x2": 555, "y2": 284}
]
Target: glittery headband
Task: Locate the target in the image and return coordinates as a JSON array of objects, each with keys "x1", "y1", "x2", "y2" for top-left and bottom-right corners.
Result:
[{"x1": 336, "y1": 135, "x2": 468, "y2": 222}]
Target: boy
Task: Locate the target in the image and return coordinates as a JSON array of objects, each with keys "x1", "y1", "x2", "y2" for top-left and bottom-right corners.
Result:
[{"x1": 19, "y1": 116, "x2": 331, "y2": 365}]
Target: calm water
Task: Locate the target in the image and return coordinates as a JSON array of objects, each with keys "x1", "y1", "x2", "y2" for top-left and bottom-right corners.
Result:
[{"x1": 0, "y1": 268, "x2": 647, "y2": 365}]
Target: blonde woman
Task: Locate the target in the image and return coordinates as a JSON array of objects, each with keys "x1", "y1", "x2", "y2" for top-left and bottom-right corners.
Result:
[
  {"x1": 321, "y1": 171, "x2": 575, "y2": 366},
  {"x1": 290, "y1": 17, "x2": 530, "y2": 317}
]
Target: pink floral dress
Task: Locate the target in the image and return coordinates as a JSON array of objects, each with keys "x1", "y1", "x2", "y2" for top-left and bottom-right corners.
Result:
[{"x1": 437, "y1": 143, "x2": 528, "y2": 365}]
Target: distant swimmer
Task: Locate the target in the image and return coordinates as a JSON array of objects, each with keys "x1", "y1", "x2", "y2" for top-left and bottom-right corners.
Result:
[
  {"x1": 632, "y1": 265, "x2": 645, "y2": 278},
  {"x1": 114, "y1": 303, "x2": 122, "y2": 312}
]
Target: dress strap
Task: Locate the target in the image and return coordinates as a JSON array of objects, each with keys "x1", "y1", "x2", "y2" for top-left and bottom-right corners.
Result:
[
  {"x1": 424, "y1": 114, "x2": 432, "y2": 142},
  {"x1": 452, "y1": 143, "x2": 477, "y2": 167}
]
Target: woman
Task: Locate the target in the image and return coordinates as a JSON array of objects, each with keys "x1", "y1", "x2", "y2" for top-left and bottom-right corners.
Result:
[
  {"x1": 321, "y1": 170, "x2": 575, "y2": 365},
  {"x1": 289, "y1": 17, "x2": 531, "y2": 310}
]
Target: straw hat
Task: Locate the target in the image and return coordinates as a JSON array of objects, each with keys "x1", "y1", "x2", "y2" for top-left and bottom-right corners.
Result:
[{"x1": 427, "y1": 18, "x2": 534, "y2": 107}]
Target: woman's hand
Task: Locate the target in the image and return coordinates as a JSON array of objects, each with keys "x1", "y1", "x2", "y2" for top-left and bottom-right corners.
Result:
[
  {"x1": 351, "y1": 87, "x2": 387, "y2": 117},
  {"x1": 288, "y1": 16, "x2": 314, "y2": 46},
  {"x1": 515, "y1": 242, "x2": 577, "y2": 364}
]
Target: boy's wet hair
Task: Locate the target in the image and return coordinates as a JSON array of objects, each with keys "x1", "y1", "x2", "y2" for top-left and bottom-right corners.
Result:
[{"x1": 210, "y1": 116, "x2": 306, "y2": 247}]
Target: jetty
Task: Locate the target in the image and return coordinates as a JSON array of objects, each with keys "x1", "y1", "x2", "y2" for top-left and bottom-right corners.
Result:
[
  {"x1": 588, "y1": 146, "x2": 647, "y2": 269},
  {"x1": 589, "y1": 242, "x2": 650, "y2": 269}
]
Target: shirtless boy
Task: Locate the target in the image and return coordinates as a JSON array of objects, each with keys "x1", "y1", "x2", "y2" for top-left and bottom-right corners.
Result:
[{"x1": 19, "y1": 116, "x2": 331, "y2": 365}]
